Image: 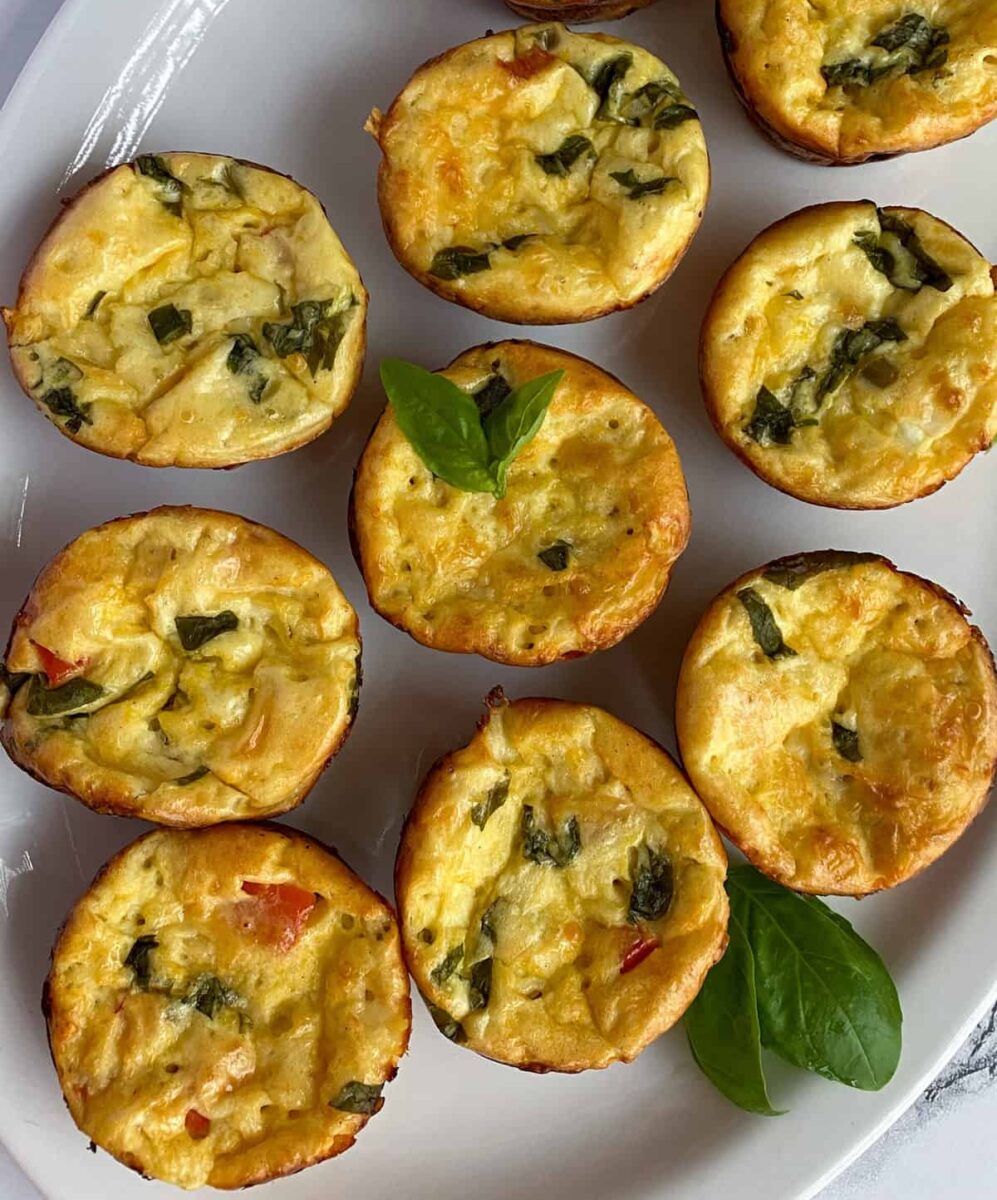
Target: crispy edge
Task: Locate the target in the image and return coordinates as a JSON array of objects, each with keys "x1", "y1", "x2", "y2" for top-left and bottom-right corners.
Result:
[{"x1": 504, "y1": 0, "x2": 657, "y2": 23}]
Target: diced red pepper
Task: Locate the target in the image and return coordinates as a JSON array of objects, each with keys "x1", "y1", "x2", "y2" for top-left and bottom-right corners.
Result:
[
  {"x1": 500, "y1": 46, "x2": 555, "y2": 80},
  {"x1": 32, "y1": 642, "x2": 86, "y2": 688},
  {"x1": 185, "y1": 1109, "x2": 211, "y2": 1140},
  {"x1": 621, "y1": 930, "x2": 660, "y2": 975},
  {"x1": 233, "y1": 881, "x2": 317, "y2": 953}
]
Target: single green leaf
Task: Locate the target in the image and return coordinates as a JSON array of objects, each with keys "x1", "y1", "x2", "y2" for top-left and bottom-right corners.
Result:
[
  {"x1": 429, "y1": 246, "x2": 491, "y2": 280},
  {"x1": 737, "y1": 588, "x2": 796, "y2": 660},
  {"x1": 484, "y1": 368, "x2": 563, "y2": 496},
  {"x1": 330, "y1": 1080, "x2": 383, "y2": 1114},
  {"x1": 124, "y1": 934, "x2": 158, "y2": 990},
  {"x1": 609, "y1": 168, "x2": 675, "y2": 200},
  {"x1": 466, "y1": 957, "x2": 492, "y2": 1011},
  {"x1": 537, "y1": 540, "x2": 571, "y2": 572},
  {"x1": 175, "y1": 611, "x2": 239, "y2": 651},
  {"x1": 427, "y1": 1002, "x2": 466, "y2": 1043},
  {"x1": 148, "y1": 304, "x2": 192, "y2": 345},
  {"x1": 522, "y1": 806, "x2": 581, "y2": 868},
  {"x1": 762, "y1": 550, "x2": 882, "y2": 590},
  {"x1": 135, "y1": 155, "x2": 186, "y2": 216},
  {"x1": 27, "y1": 676, "x2": 105, "y2": 716},
  {"x1": 685, "y1": 907, "x2": 783, "y2": 1116},
  {"x1": 832, "y1": 721, "x2": 862, "y2": 763},
  {"x1": 535, "y1": 135, "x2": 593, "y2": 177},
  {"x1": 381, "y1": 359, "x2": 497, "y2": 494},
  {"x1": 818, "y1": 319, "x2": 907, "y2": 401},
  {"x1": 430, "y1": 944, "x2": 464, "y2": 987},
  {"x1": 262, "y1": 298, "x2": 351, "y2": 376},
  {"x1": 616, "y1": 79, "x2": 679, "y2": 123},
  {"x1": 729, "y1": 866, "x2": 902, "y2": 1091},
  {"x1": 471, "y1": 777, "x2": 509, "y2": 829},
  {"x1": 654, "y1": 103, "x2": 698, "y2": 129},
  {"x1": 627, "y1": 844, "x2": 673, "y2": 924}
]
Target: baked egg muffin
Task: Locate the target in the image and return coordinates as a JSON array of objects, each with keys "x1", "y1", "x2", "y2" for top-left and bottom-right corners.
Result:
[
  {"x1": 718, "y1": 1, "x2": 997, "y2": 163},
  {"x1": 2, "y1": 152, "x2": 367, "y2": 467},
  {"x1": 44, "y1": 823, "x2": 411, "y2": 1190},
  {"x1": 1, "y1": 506, "x2": 360, "y2": 824},
  {"x1": 367, "y1": 23, "x2": 708, "y2": 323},
  {"x1": 701, "y1": 201, "x2": 997, "y2": 509},
  {"x1": 395, "y1": 691, "x2": 729, "y2": 1072},
  {"x1": 676, "y1": 551, "x2": 997, "y2": 895},
  {"x1": 351, "y1": 340, "x2": 690, "y2": 666},
  {"x1": 505, "y1": 0, "x2": 658, "y2": 21}
]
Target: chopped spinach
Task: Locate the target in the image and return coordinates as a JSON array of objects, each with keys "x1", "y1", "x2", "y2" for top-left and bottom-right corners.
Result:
[
  {"x1": 430, "y1": 944, "x2": 464, "y2": 987},
  {"x1": 84, "y1": 291, "x2": 106, "y2": 320},
  {"x1": 736, "y1": 588, "x2": 796, "y2": 660},
  {"x1": 522, "y1": 806, "x2": 581, "y2": 868},
  {"x1": 466, "y1": 957, "x2": 493, "y2": 1011},
  {"x1": 427, "y1": 1003, "x2": 466, "y2": 1043},
  {"x1": 263, "y1": 298, "x2": 352, "y2": 377},
  {"x1": 535, "y1": 135, "x2": 593, "y2": 177},
  {"x1": 330, "y1": 1080, "x2": 383, "y2": 1114},
  {"x1": 610, "y1": 168, "x2": 674, "y2": 200},
  {"x1": 538, "y1": 540, "x2": 571, "y2": 572},
  {"x1": 40, "y1": 386, "x2": 91, "y2": 435},
  {"x1": 124, "y1": 935, "x2": 158, "y2": 989},
  {"x1": 429, "y1": 246, "x2": 492, "y2": 280},
  {"x1": 832, "y1": 721, "x2": 862, "y2": 763},
  {"x1": 473, "y1": 372, "x2": 512, "y2": 420},
  {"x1": 27, "y1": 676, "x2": 104, "y2": 716},
  {"x1": 762, "y1": 551, "x2": 881, "y2": 590},
  {"x1": 182, "y1": 974, "x2": 242, "y2": 1019},
  {"x1": 471, "y1": 776, "x2": 509, "y2": 829},
  {"x1": 226, "y1": 333, "x2": 267, "y2": 403},
  {"x1": 628, "y1": 844, "x2": 674, "y2": 924},
  {"x1": 135, "y1": 155, "x2": 186, "y2": 216},
  {"x1": 148, "y1": 304, "x2": 192, "y2": 345},
  {"x1": 174, "y1": 611, "x2": 239, "y2": 651}
]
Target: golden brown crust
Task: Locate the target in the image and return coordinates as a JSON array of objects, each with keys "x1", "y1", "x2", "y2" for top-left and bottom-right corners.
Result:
[
  {"x1": 699, "y1": 201, "x2": 997, "y2": 509},
  {"x1": 395, "y1": 693, "x2": 728, "y2": 1072},
  {"x1": 45, "y1": 823, "x2": 411, "y2": 1190},
  {"x1": 351, "y1": 340, "x2": 690, "y2": 666},
  {"x1": 675, "y1": 551, "x2": 997, "y2": 895},
  {"x1": 505, "y1": 0, "x2": 657, "y2": 22},
  {"x1": 717, "y1": 1, "x2": 997, "y2": 165},
  {"x1": 1, "y1": 506, "x2": 360, "y2": 825}
]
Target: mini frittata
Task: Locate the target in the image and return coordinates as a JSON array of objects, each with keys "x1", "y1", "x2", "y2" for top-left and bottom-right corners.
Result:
[
  {"x1": 351, "y1": 341, "x2": 690, "y2": 666},
  {"x1": 396, "y1": 691, "x2": 729, "y2": 1072},
  {"x1": 1, "y1": 507, "x2": 360, "y2": 825},
  {"x1": 676, "y1": 551, "x2": 997, "y2": 895},
  {"x1": 505, "y1": 0, "x2": 658, "y2": 20},
  {"x1": 2, "y1": 152, "x2": 366, "y2": 467},
  {"x1": 701, "y1": 201, "x2": 997, "y2": 509},
  {"x1": 368, "y1": 24, "x2": 708, "y2": 323},
  {"x1": 718, "y1": 1, "x2": 997, "y2": 163},
  {"x1": 44, "y1": 824, "x2": 411, "y2": 1190}
]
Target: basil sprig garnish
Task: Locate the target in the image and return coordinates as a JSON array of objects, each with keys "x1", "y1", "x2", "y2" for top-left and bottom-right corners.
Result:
[
  {"x1": 685, "y1": 865, "x2": 902, "y2": 1114},
  {"x1": 380, "y1": 359, "x2": 564, "y2": 499}
]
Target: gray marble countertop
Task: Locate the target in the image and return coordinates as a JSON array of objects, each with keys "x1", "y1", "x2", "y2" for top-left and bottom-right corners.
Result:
[{"x1": 0, "y1": 2, "x2": 994, "y2": 1197}]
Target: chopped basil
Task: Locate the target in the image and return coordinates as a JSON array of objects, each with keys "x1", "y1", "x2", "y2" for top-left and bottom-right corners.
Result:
[
  {"x1": 654, "y1": 103, "x2": 698, "y2": 129},
  {"x1": 148, "y1": 304, "x2": 192, "y2": 345},
  {"x1": 501, "y1": 234, "x2": 534, "y2": 251},
  {"x1": 538, "y1": 540, "x2": 571, "y2": 572},
  {"x1": 877, "y1": 211, "x2": 953, "y2": 292},
  {"x1": 262, "y1": 298, "x2": 352, "y2": 377},
  {"x1": 226, "y1": 333, "x2": 267, "y2": 403},
  {"x1": 522, "y1": 806, "x2": 581, "y2": 868},
  {"x1": 181, "y1": 974, "x2": 243, "y2": 1019},
  {"x1": 479, "y1": 901, "x2": 501, "y2": 946},
  {"x1": 745, "y1": 385, "x2": 815, "y2": 447},
  {"x1": 832, "y1": 721, "x2": 862, "y2": 763},
  {"x1": 610, "y1": 168, "x2": 675, "y2": 199},
  {"x1": 84, "y1": 291, "x2": 106, "y2": 320},
  {"x1": 737, "y1": 588, "x2": 796, "y2": 660},
  {"x1": 590, "y1": 53, "x2": 633, "y2": 119},
  {"x1": 124, "y1": 934, "x2": 158, "y2": 989},
  {"x1": 427, "y1": 1003, "x2": 466, "y2": 1043},
  {"x1": 822, "y1": 13, "x2": 948, "y2": 89},
  {"x1": 27, "y1": 676, "x2": 104, "y2": 716},
  {"x1": 818, "y1": 319, "x2": 906, "y2": 400},
  {"x1": 472, "y1": 371, "x2": 512, "y2": 420},
  {"x1": 429, "y1": 246, "x2": 492, "y2": 280},
  {"x1": 854, "y1": 231, "x2": 894, "y2": 278},
  {"x1": 174, "y1": 766, "x2": 209, "y2": 786},
  {"x1": 535, "y1": 134, "x2": 594, "y2": 177},
  {"x1": 821, "y1": 58, "x2": 893, "y2": 88},
  {"x1": 466, "y1": 957, "x2": 492, "y2": 1011},
  {"x1": 628, "y1": 844, "x2": 674, "y2": 924},
  {"x1": 762, "y1": 551, "x2": 882, "y2": 590},
  {"x1": 471, "y1": 777, "x2": 509, "y2": 829},
  {"x1": 40, "y1": 386, "x2": 91, "y2": 434},
  {"x1": 174, "y1": 611, "x2": 238, "y2": 651},
  {"x1": 330, "y1": 1081, "x2": 383, "y2": 1115},
  {"x1": 135, "y1": 155, "x2": 186, "y2": 216},
  {"x1": 430, "y1": 945, "x2": 464, "y2": 987}
]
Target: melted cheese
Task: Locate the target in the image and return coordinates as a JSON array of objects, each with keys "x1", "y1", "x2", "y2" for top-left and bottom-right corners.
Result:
[
  {"x1": 676, "y1": 554, "x2": 997, "y2": 894},
  {"x1": 396, "y1": 695, "x2": 728, "y2": 1072},
  {"x1": 352, "y1": 341, "x2": 690, "y2": 665},
  {"x1": 720, "y1": 1, "x2": 997, "y2": 162},
  {"x1": 702, "y1": 202, "x2": 997, "y2": 508},
  {"x1": 370, "y1": 24, "x2": 709, "y2": 323},
  {"x1": 2, "y1": 507, "x2": 360, "y2": 824},
  {"x1": 3, "y1": 153, "x2": 366, "y2": 466},
  {"x1": 45, "y1": 825, "x2": 410, "y2": 1190}
]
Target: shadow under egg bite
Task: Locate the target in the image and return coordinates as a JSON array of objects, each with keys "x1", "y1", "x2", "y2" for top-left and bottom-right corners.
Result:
[
  {"x1": 395, "y1": 691, "x2": 729, "y2": 1072},
  {"x1": 43, "y1": 823, "x2": 411, "y2": 1190},
  {"x1": 1, "y1": 506, "x2": 360, "y2": 825},
  {"x1": 700, "y1": 201, "x2": 997, "y2": 509},
  {"x1": 2, "y1": 152, "x2": 367, "y2": 467},
  {"x1": 350, "y1": 340, "x2": 690, "y2": 666},
  {"x1": 676, "y1": 551, "x2": 997, "y2": 897},
  {"x1": 505, "y1": 0, "x2": 658, "y2": 21},
  {"x1": 367, "y1": 23, "x2": 708, "y2": 324},
  {"x1": 717, "y1": 1, "x2": 997, "y2": 164}
]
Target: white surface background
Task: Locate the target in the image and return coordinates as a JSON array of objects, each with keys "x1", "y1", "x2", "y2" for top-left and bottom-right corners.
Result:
[{"x1": 0, "y1": 2, "x2": 994, "y2": 1197}]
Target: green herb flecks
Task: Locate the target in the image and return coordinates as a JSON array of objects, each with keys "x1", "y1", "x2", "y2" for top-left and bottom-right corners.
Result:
[
  {"x1": 762, "y1": 550, "x2": 882, "y2": 590},
  {"x1": 832, "y1": 721, "x2": 862, "y2": 763},
  {"x1": 430, "y1": 945, "x2": 464, "y2": 987},
  {"x1": 330, "y1": 1081, "x2": 383, "y2": 1114},
  {"x1": 745, "y1": 385, "x2": 816, "y2": 447},
  {"x1": 263, "y1": 298, "x2": 353, "y2": 377},
  {"x1": 181, "y1": 974, "x2": 243, "y2": 1020},
  {"x1": 226, "y1": 333, "x2": 267, "y2": 403},
  {"x1": 27, "y1": 676, "x2": 105, "y2": 716},
  {"x1": 124, "y1": 935, "x2": 158, "y2": 990},
  {"x1": 148, "y1": 303, "x2": 192, "y2": 345},
  {"x1": 538, "y1": 540, "x2": 571, "y2": 572},
  {"x1": 466, "y1": 957, "x2": 493, "y2": 1011},
  {"x1": 522, "y1": 805, "x2": 581, "y2": 868},
  {"x1": 471, "y1": 776, "x2": 509, "y2": 829},
  {"x1": 40, "y1": 386, "x2": 92, "y2": 435},
  {"x1": 174, "y1": 611, "x2": 239, "y2": 651},
  {"x1": 737, "y1": 588, "x2": 796, "y2": 660},
  {"x1": 610, "y1": 168, "x2": 675, "y2": 200},
  {"x1": 822, "y1": 13, "x2": 949, "y2": 89},
  {"x1": 135, "y1": 155, "x2": 186, "y2": 216},
  {"x1": 535, "y1": 135, "x2": 594, "y2": 177},
  {"x1": 427, "y1": 1003, "x2": 466, "y2": 1043},
  {"x1": 627, "y1": 844, "x2": 674, "y2": 924},
  {"x1": 429, "y1": 246, "x2": 492, "y2": 280}
]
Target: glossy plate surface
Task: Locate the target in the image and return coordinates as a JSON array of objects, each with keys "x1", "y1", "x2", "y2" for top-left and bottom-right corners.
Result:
[{"x1": 0, "y1": 2, "x2": 994, "y2": 1197}]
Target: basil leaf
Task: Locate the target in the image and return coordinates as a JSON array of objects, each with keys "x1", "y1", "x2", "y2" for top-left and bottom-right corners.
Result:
[
  {"x1": 729, "y1": 866, "x2": 902, "y2": 1091},
  {"x1": 822, "y1": 15, "x2": 948, "y2": 89},
  {"x1": 762, "y1": 551, "x2": 882, "y2": 589},
  {"x1": 627, "y1": 844, "x2": 673, "y2": 924},
  {"x1": 737, "y1": 588, "x2": 796, "y2": 660},
  {"x1": 124, "y1": 934, "x2": 158, "y2": 990},
  {"x1": 685, "y1": 907, "x2": 783, "y2": 1116},
  {"x1": 479, "y1": 901, "x2": 500, "y2": 946},
  {"x1": 654, "y1": 103, "x2": 698, "y2": 129},
  {"x1": 854, "y1": 230, "x2": 895, "y2": 278},
  {"x1": 466, "y1": 957, "x2": 492, "y2": 1011},
  {"x1": 175, "y1": 611, "x2": 239, "y2": 651},
  {"x1": 501, "y1": 234, "x2": 534, "y2": 251},
  {"x1": 473, "y1": 371, "x2": 512, "y2": 419},
  {"x1": 427, "y1": 1002, "x2": 466, "y2": 1043},
  {"x1": 590, "y1": 53, "x2": 633, "y2": 119},
  {"x1": 262, "y1": 299, "x2": 352, "y2": 377},
  {"x1": 430, "y1": 945, "x2": 464, "y2": 987},
  {"x1": 40, "y1": 386, "x2": 91, "y2": 434},
  {"x1": 535, "y1": 135, "x2": 593, "y2": 177},
  {"x1": 522, "y1": 806, "x2": 581, "y2": 868},
  {"x1": 381, "y1": 359, "x2": 497, "y2": 494},
  {"x1": 0, "y1": 664, "x2": 29, "y2": 696},
  {"x1": 832, "y1": 721, "x2": 862, "y2": 763},
  {"x1": 745, "y1": 385, "x2": 816, "y2": 447},
  {"x1": 27, "y1": 676, "x2": 105, "y2": 716},
  {"x1": 330, "y1": 1081, "x2": 383, "y2": 1115},
  {"x1": 226, "y1": 333, "x2": 267, "y2": 403},
  {"x1": 471, "y1": 777, "x2": 509, "y2": 829},
  {"x1": 174, "y1": 766, "x2": 209, "y2": 786},
  {"x1": 182, "y1": 974, "x2": 243, "y2": 1019},
  {"x1": 538, "y1": 540, "x2": 571, "y2": 572},
  {"x1": 878, "y1": 211, "x2": 953, "y2": 291},
  {"x1": 148, "y1": 304, "x2": 192, "y2": 345},
  {"x1": 84, "y1": 291, "x2": 106, "y2": 320},
  {"x1": 429, "y1": 246, "x2": 491, "y2": 280},
  {"x1": 821, "y1": 58, "x2": 892, "y2": 88},
  {"x1": 818, "y1": 319, "x2": 907, "y2": 401},
  {"x1": 484, "y1": 368, "x2": 563, "y2": 496},
  {"x1": 610, "y1": 168, "x2": 674, "y2": 200},
  {"x1": 135, "y1": 155, "x2": 185, "y2": 216}
]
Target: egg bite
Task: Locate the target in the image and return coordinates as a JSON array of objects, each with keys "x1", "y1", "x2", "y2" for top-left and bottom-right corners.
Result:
[
  {"x1": 1, "y1": 506, "x2": 360, "y2": 825},
  {"x1": 350, "y1": 340, "x2": 690, "y2": 666},
  {"x1": 2, "y1": 152, "x2": 367, "y2": 467},
  {"x1": 717, "y1": 1, "x2": 997, "y2": 164},
  {"x1": 700, "y1": 201, "x2": 997, "y2": 509},
  {"x1": 43, "y1": 823, "x2": 411, "y2": 1190},
  {"x1": 367, "y1": 23, "x2": 708, "y2": 324},
  {"x1": 396, "y1": 692, "x2": 728, "y2": 1072},
  {"x1": 676, "y1": 551, "x2": 997, "y2": 896},
  {"x1": 505, "y1": 0, "x2": 658, "y2": 20}
]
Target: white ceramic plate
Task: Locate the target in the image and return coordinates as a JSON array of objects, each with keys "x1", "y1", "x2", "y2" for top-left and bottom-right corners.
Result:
[{"x1": 0, "y1": 1, "x2": 994, "y2": 1197}]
